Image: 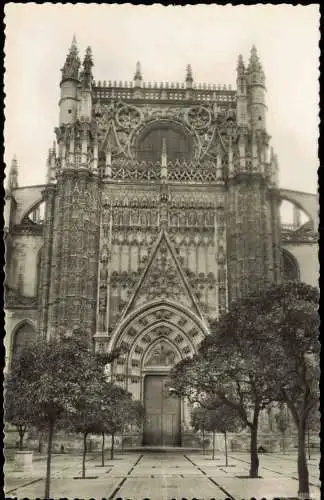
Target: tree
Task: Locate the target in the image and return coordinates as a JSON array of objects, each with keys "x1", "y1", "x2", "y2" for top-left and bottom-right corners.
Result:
[
  {"x1": 191, "y1": 406, "x2": 208, "y2": 455},
  {"x1": 4, "y1": 329, "x2": 109, "y2": 498},
  {"x1": 67, "y1": 379, "x2": 107, "y2": 478},
  {"x1": 101, "y1": 386, "x2": 137, "y2": 460},
  {"x1": 4, "y1": 373, "x2": 31, "y2": 450},
  {"x1": 306, "y1": 406, "x2": 320, "y2": 460},
  {"x1": 252, "y1": 282, "x2": 319, "y2": 498},
  {"x1": 169, "y1": 318, "x2": 278, "y2": 478},
  {"x1": 191, "y1": 399, "x2": 242, "y2": 463},
  {"x1": 90, "y1": 383, "x2": 144, "y2": 467}
]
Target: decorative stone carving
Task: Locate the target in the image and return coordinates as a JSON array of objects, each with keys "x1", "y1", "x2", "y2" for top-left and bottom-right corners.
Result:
[
  {"x1": 145, "y1": 341, "x2": 178, "y2": 366},
  {"x1": 185, "y1": 105, "x2": 211, "y2": 130}
]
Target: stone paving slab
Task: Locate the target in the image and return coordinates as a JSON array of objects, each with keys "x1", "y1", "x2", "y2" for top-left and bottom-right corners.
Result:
[
  {"x1": 5, "y1": 477, "x2": 120, "y2": 499},
  {"x1": 114, "y1": 476, "x2": 224, "y2": 500},
  {"x1": 213, "y1": 476, "x2": 320, "y2": 500},
  {"x1": 4, "y1": 451, "x2": 321, "y2": 500}
]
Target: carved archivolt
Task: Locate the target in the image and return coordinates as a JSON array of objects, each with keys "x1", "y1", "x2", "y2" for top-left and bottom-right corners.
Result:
[{"x1": 144, "y1": 340, "x2": 180, "y2": 367}]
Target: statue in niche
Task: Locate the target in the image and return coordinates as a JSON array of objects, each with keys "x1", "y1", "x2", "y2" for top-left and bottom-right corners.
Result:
[{"x1": 145, "y1": 341, "x2": 177, "y2": 366}]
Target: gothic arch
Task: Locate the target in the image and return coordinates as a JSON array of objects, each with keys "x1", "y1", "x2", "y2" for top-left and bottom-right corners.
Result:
[
  {"x1": 130, "y1": 117, "x2": 198, "y2": 161},
  {"x1": 142, "y1": 337, "x2": 182, "y2": 369},
  {"x1": 279, "y1": 190, "x2": 317, "y2": 230},
  {"x1": 20, "y1": 198, "x2": 45, "y2": 225},
  {"x1": 281, "y1": 248, "x2": 300, "y2": 282},
  {"x1": 9, "y1": 319, "x2": 37, "y2": 368},
  {"x1": 123, "y1": 320, "x2": 197, "y2": 376},
  {"x1": 109, "y1": 298, "x2": 209, "y2": 350}
]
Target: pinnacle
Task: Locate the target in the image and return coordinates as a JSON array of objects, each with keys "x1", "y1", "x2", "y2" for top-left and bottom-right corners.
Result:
[
  {"x1": 71, "y1": 34, "x2": 78, "y2": 52},
  {"x1": 237, "y1": 54, "x2": 245, "y2": 72},
  {"x1": 11, "y1": 155, "x2": 18, "y2": 169},
  {"x1": 248, "y1": 45, "x2": 262, "y2": 70},
  {"x1": 8, "y1": 155, "x2": 18, "y2": 190},
  {"x1": 134, "y1": 61, "x2": 142, "y2": 80},
  {"x1": 186, "y1": 64, "x2": 193, "y2": 81}
]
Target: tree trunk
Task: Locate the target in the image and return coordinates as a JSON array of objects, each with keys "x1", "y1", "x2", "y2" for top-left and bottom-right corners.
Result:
[
  {"x1": 249, "y1": 424, "x2": 259, "y2": 478},
  {"x1": 82, "y1": 432, "x2": 87, "y2": 479},
  {"x1": 101, "y1": 432, "x2": 105, "y2": 467},
  {"x1": 121, "y1": 430, "x2": 124, "y2": 455},
  {"x1": 202, "y1": 427, "x2": 205, "y2": 455},
  {"x1": 297, "y1": 419, "x2": 309, "y2": 498},
  {"x1": 17, "y1": 426, "x2": 25, "y2": 451},
  {"x1": 224, "y1": 431, "x2": 228, "y2": 467},
  {"x1": 44, "y1": 419, "x2": 54, "y2": 499},
  {"x1": 110, "y1": 433, "x2": 115, "y2": 460},
  {"x1": 307, "y1": 426, "x2": 311, "y2": 461},
  {"x1": 212, "y1": 431, "x2": 215, "y2": 460},
  {"x1": 38, "y1": 432, "x2": 43, "y2": 454},
  {"x1": 281, "y1": 431, "x2": 286, "y2": 454}
]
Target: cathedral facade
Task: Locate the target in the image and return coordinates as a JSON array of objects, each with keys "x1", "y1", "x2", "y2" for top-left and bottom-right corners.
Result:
[{"x1": 4, "y1": 40, "x2": 318, "y2": 447}]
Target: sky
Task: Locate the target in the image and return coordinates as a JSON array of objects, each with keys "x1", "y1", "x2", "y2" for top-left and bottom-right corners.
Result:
[{"x1": 4, "y1": 3, "x2": 319, "y2": 194}]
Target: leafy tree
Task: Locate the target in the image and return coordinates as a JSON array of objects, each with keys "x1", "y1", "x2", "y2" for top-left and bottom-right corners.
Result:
[
  {"x1": 169, "y1": 323, "x2": 277, "y2": 478},
  {"x1": 252, "y1": 282, "x2": 319, "y2": 498},
  {"x1": 191, "y1": 399, "x2": 242, "y2": 463},
  {"x1": 66, "y1": 378, "x2": 107, "y2": 478},
  {"x1": 100, "y1": 386, "x2": 138, "y2": 460},
  {"x1": 4, "y1": 373, "x2": 31, "y2": 450},
  {"x1": 4, "y1": 329, "x2": 109, "y2": 498}
]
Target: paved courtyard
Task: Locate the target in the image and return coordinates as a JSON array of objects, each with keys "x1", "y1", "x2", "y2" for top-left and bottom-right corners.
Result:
[{"x1": 4, "y1": 451, "x2": 320, "y2": 499}]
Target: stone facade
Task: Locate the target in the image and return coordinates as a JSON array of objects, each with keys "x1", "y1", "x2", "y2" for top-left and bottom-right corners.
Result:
[{"x1": 4, "y1": 41, "x2": 318, "y2": 445}]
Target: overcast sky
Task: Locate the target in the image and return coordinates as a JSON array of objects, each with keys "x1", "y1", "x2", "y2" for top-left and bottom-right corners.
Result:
[{"x1": 4, "y1": 3, "x2": 319, "y2": 194}]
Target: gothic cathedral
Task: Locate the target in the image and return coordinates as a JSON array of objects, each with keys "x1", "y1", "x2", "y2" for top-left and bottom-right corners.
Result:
[{"x1": 4, "y1": 40, "x2": 318, "y2": 446}]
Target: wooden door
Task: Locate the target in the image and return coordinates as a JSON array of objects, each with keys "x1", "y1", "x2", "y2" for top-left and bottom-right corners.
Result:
[{"x1": 143, "y1": 375, "x2": 181, "y2": 446}]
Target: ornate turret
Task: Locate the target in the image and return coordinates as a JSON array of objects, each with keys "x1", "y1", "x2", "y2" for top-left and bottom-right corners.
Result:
[
  {"x1": 247, "y1": 45, "x2": 267, "y2": 130},
  {"x1": 236, "y1": 55, "x2": 248, "y2": 127},
  {"x1": 79, "y1": 46, "x2": 93, "y2": 120},
  {"x1": 80, "y1": 46, "x2": 93, "y2": 90},
  {"x1": 39, "y1": 38, "x2": 101, "y2": 339},
  {"x1": 61, "y1": 35, "x2": 81, "y2": 82},
  {"x1": 226, "y1": 47, "x2": 280, "y2": 304},
  {"x1": 59, "y1": 37, "x2": 81, "y2": 125}
]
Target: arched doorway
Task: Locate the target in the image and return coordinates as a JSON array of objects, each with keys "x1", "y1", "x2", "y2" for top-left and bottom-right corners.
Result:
[
  {"x1": 10, "y1": 321, "x2": 36, "y2": 368},
  {"x1": 142, "y1": 339, "x2": 181, "y2": 446},
  {"x1": 282, "y1": 249, "x2": 300, "y2": 282},
  {"x1": 109, "y1": 300, "x2": 208, "y2": 446}
]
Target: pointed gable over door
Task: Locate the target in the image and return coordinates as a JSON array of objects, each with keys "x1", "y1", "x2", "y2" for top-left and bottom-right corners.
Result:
[{"x1": 121, "y1": 230, "x2": 204, "y2": 320}]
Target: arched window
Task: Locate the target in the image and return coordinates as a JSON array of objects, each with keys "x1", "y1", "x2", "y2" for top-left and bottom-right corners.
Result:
[
  {"x1": 137, "y1": 122, "x2": 193, "y2": 162},
  {"x1": 11, "y1": 322, "x2": 36, "y2": 367},
  {"x1": 282, "y1": 250, "x2": 300, "y2": 282}
]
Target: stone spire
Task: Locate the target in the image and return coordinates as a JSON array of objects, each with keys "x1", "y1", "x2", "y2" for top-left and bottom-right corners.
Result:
[
  {"x1": 134, "y1": 61, "x2": 142, "y2": 87},
  {"x1": 185, "y1": 64, "x2": 193, "y2": 89},
  {"x1": 237, "y1": 54, "x2": 245, "y2": 75},
  {"x1": 247, "y1": 45, "x2": 265, "y2": 85},
  {"x1": 248, "y1": 45, "x2": 261, "y2": 70},
  {"x1": 8, "y1": 155, "x2": 18, "y2": 191},
  {"x1": 80, "y1": 46, "x2": 93, "y2": 89},
  {"x1": 61, "y1": 35, "x2": 81, "y2": 81}
]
